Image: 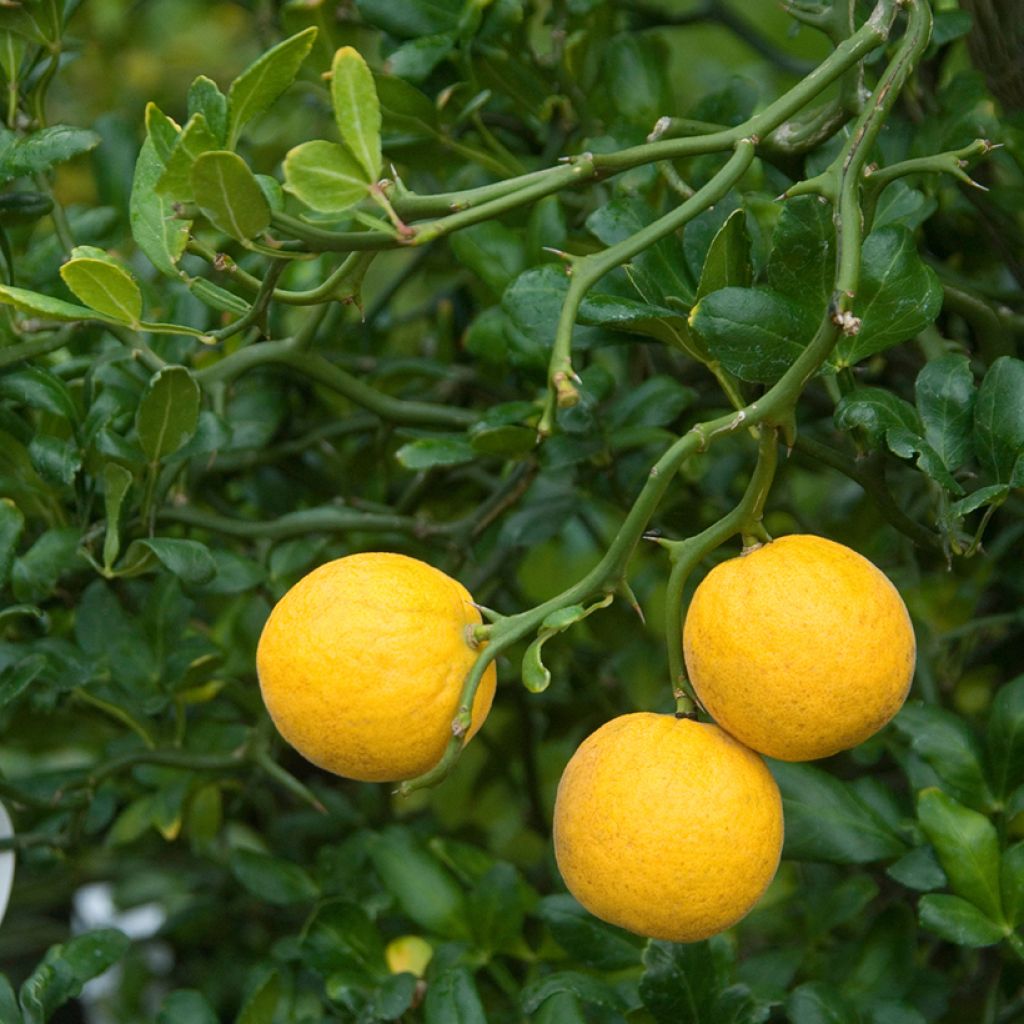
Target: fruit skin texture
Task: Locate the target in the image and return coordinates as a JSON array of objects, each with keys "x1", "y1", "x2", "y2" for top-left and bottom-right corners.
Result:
[
  {"x1": 683, "y1": 534, "x2": 916, "y2": 762},
  {"x1": 256, "y1": 552, "x2": 496, "y2": 782},
  {"x1": 553, "y1": 713, "x2": 783, "y2": 943}
]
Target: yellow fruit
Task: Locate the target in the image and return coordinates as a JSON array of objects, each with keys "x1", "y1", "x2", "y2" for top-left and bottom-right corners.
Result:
[
  {"x1": 683, "y1": 534, "x2": 915, "y2": 762},
  {"x1": 553, "y1": 713, "x2": 783, "y2": 942},
  {"x1": 385, "y1": 935, "x2": 433, "y2": 977},
  {"x1": 256, "y1": 552, "x2": 496, "y2": 782}
]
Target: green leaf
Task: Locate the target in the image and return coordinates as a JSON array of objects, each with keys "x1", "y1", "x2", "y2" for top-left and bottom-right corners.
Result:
[
  {"x1": 230, "y1": 848, "x2": 319, "y2": 905},
  {"x1": 356, "y1": 0, "x2": 462, "y2": 39},
  {"x1": 771, "y1": 762, "x2": 907, "y2": 864},
  {"x1": 144, "y1": 102, "x2": 180, "y2": 163},
  {"x1": 885, "y1": 428, "x2": 963, "y2": 494},
  {"x1": 157, "y1": 990, "x2": 218, "y2": 1024},
  {"x1": 385, "y1": 33, "x2": 455, "y2": 83},
  {"x1": 0, "y1": 125, "x2": 99, "y2": 180},
  {"x1": 468, "y1": 863, "x2": 525, "y2": 953},
  {"x1": 639, "y1": 940, "x2": 717, "y2": 1023},
  {"x1": 190, "y1": 151, "x2": 271, "y2": 242},
  {"x1": 187, "y1": 75, "x2": 228, "y2": 146},
  {"x1": 155, "y1": 113, "x2": 219, "y2": 202},
  {"x1": 835, "y1": 387, "x2": 923, "y2": 448},
  {"x1": 533, "y1": 993, "x2": 586, "y2": 1024},
  {"x1": 0, "y1": 974, "x2": 20, "y2": 1024},
  {"x1": 331, "y1": 46, "x2": 382, "y2": 180},
  {"x1": 395, "y1": 436, "x2": 475, "y2": 469},
  {"x1": 1001, "y1": 842, "x2": 1024, "y2": 927},
  {"x1": 973, "y1": 356, "x2": 1024, "y2": 482},
  {"x1": 102, "y1": 462, "x2": 133, "y2": 570},
  {"x1": 872, "y1": 181, "x2": 936, "y2": 232},
  {"x1": 283, "y1": 140, "x2": 370, "y2": 214},
  {"x1": 536, "y1": 894, "x2": 642, "y2": 971},
  {"x1": 690, "y1": 286, "x2": 817, "y2": 383},
  {"x1": 521, "y1": 635, "x2": 551, "y2": 693},
  {"x1": 28, "y1": 435, "x2": 79, "y2": 488},
  {"x1": 19, "y1": 929, "x2": 129, "y2": 1024},
  {"x1": 521, "y1": 972, "x2": 631, "y2": 1015},
  {"x1": 767, "y1": 196, "x2": 835, "y2": 312},
  {"x1": 579, "y1": 294, "x2": 700, "y2": 356},
  {"x1": 988, "y1": 676, "x2": 1024, "y2": 800},
  {"x1": 424, "y1": 967, "x2": 486, "y2": 1024},
  {"x1": 698, "y1": 208, "x2": 753, "y2": 300},
  {"x1": 606, "y1": 375, "x2": 696, "y2": 430},
  {"x1": 835, "y1": 227, "x2": 943, "y2": 366},
  {"x1": 946, "y1": 484, "x2": 1009, "y2": 520},
  {"x1": 918, "y1": 894, "x2": 1005, "y2": 947},
  {"x1": 0, "y1": 283, "x2": 121, "y2": 324},
  {"x1": 449, "y1": 221, "x2": 526, "y2": 297},
  {"x1": 892, "y1": 703, "x2": 993, "y2": 810},
  {"x1": 118, "y1": 538, "x2": 217, "y2": 585},
  {"x1": 130, "y1": 137, "x2": 190, "y2": 278},
  {"x1": 136, "y1": 365, "x2": 201, "y2": 463},
  {"x1": 59, "y1": 249, "x2": 142, "y2": 326},
  {"x1": 915, "y1": 355, "x2": 975, "y2": 471},
  {"x1": 369, "y1": 827, "x2": 469, "y2": 939},
  {"x1": 10, "y1": 527, "x2": 83, "y2": 604},
  {"x1": 228, "y1": 27, "x2": 318, "y2": 146},
  {"x1": 917, "y1": 788, "x2": 1002, "y2": 920},
  {"x1": 0, "y1": 498, "x2": 24, "y2": 590},
  {"x1": 785, "y1": 982, "x2": 858, "y2": 1024},
  {"x1": 0, "y1": 365, "x2": 78, "y2": 421},
  {"x1": 302, "y1": 901, "x2": 386, "y2": 979},
  {"x1": 887, "y1": 845, "x2": 947, "y2": 893}
]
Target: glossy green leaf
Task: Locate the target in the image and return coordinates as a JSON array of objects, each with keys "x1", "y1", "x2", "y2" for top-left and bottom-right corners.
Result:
[
  {"x1": 987, "y1": 676, "x2": 1024, "y2": 800},
  {"x1": 230, "y1": 849, "x2": 319, "y2": 905},
  {"x1": 0, "y1": 498, "x2": 24, "y2": 590},
  {"x1": 579, "y1": 294, "x2": 700, "y2": 356},
  {"x1": 698, "y1": 208, "x2": 753, "y2": 300},
  {"x1": 157, "y1": 990, "x2": 218, "y2": 1024},
  {"x1": 130, "y1": 137, "x2": 190, "y2": 278},
  {"x1": 915, "y1": 354, "x2": 975, "y2": 471},
  {"x1": 0, "y1": 364, "x2": 78, "y2": 421},
  {"x1": 28, "y1": 435, "x2": 79, "y2": 488},
  {"x1": 228, "y1": 27, "x2": 318, "y2": 145},
  {"x1": 639, "y1": 940, "x2": 718, "y2": 1023},
  {"x1": 302, "y1": 901, "x2": 386, "y2": 980},
  {"x1": 872, "y1": 181, "x2": 936, "y2": 232},
  {"x1": 892, "y1": 703, "x2": 993, "y2": 810},
  {"x1": 536, "y1": 895, "x2": 643, "y2": 971},
  {"x1": 521, "y1": 971, "x2": 632, "y2": 1015},
  {"x1": 118, "y1": 538, "x2": 217, "y2": 585},
  {"x1": 767, "y1": 196, "x2": 835, "y2": 312},
  {"x1": 918, "y1": 894, "x2": 1005, "y2": 947},
  {"x1": 690, "y1": 286, "x2": 817, "y2": 383},
  {"x1": 424, "y1": 967, "x2": 486, "y2": 1024},
  {"x1": 283, "y1": 140, "x2": 370, "y2": 214},
  {"x1": 0, "y1": 283, "x2": 120, "y2": 324},
  {"x1": 772, "y1": 761, "x2": 907, "y2": 864},
  {"x1": 135, "y1": 366, "x2": 201, "y2": 463},
  {"x1": 155, "y1": 112, "x2": 219, "y2": 202},
  {"x1": 395, "y1": 436, "x2": 475, "y2": 469},
  {"x1": 368, "y1": 827, "x2": 470, "y2": 939},
  {"x1": 885, "y1": 428, "x2": 963, "y2": 494},
  {"x1": 0, "y1": 124, "x2": 99, "y2": 181},
  {"x1": 917, "y1": 788, "x2": 1002, "y2": 920},
  {"x1": 187, "y1": 75, "x2": 228, "y2": 146},
  {"x1": 60, "y1": 248, "x2": 142, "y2": 325},
  {"x1": 102, "y1": 462, "x2": 133, "y2": 571},
  {"x1": 331, "y1": 46, "x2": 382, "y2": 180},
  {"x1": 190, "y1": 151, "x2": 270, "y2": 241},
  {"x1": 521, "y1": 635, "x2": 551, "y2": 692},
  {"x1": 973, "y1": 356, "x2": 1024, "y2": 482},
  {"x1": 834, "y1": 387, "x2": 922, "y2": 448},
  {"x1": 835, "y1": 227, "x2": 943, "y2": 366}
]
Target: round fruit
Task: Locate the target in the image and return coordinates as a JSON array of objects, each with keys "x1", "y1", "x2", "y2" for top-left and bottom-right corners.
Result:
[
  {"x1": 553, "y1": 713, "x2": 783, "y2": 943},
  {"x1": 256, "y1": 552, "x2": 496, "y2": 782},
  {"x1": 683, "y1": 534, "x2": 915, "y2": 762}
]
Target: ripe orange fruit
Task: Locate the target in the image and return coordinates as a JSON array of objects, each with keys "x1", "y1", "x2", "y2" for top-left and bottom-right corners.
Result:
[
  {"x1": 256, "y1": 552, "x2": 496, "y2": 782},
  {"x1": 683, "y1": 534, "x2": 915, "y2": 761},
  {"x1": 553, "y1": 713, "x2": 783, "y2": 942}
]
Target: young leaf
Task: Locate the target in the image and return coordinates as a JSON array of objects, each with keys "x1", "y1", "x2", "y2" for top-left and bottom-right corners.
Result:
[
  {"x1": 283, "y1": 140, "x2": 370, "y2": 214},
  {"x1": 135, "y1": 366, "x2": 201, "y2": 463},
  {"x1": 835, "y1": 227, "x2": 943, "y2": 366},
  {"x1": 0, "y1": 283, "x2": 121, "y2": 324},
  {"x1": 697, "y1": 208, "x2": 753, "y2": 300},
  {"x1": 59, "y1": 250, "x2": 142, "y2": 326},
  {"x1": 915, "y1": 354, "x2": 975, "y2": 471},
  {"x1": 331, "y1": 46, "x2": 382, "y2": 180},
  {"x1": 973, "y1": 356, "x2": 1024, "y2": 482},
  {"x1": 187, "y1": 75, "x2": 228, "y2": 146},
  {"x1": 987, "y1": 676, "x2": 1024, "y2": 800},
  {"x1": 689, "y1": 287, "x2": 817, "y2": 384},
  {"x1": 917, "y1": 788, "x2": 1003, "y2": 921},
  {"x1": 918, "y1": 894, "x2": 1005, "y2": 947},
  {"x1": 130, "y1": 138, "x2": 190, "y2": 278},
  {"x1": 190, "y1": 151, "x2": 270, "y2": 242},
  {"x1": 767, "y1": 196, "x2": 835, "y2": 312},
  {"x1": 395, "y1": 436, "x2": 475, "y2": 470},
  {"x1": 228, "y1": 27, "x2": 318, "y2": 146},
  {"x1": 155, "y1": 113, "x2": 219, "y2": 202}
]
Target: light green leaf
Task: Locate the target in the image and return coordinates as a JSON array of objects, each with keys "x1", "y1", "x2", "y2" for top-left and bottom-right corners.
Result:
[
  {"x1": 118, "y1": 538, "x2": 217, "y2": 585},
  {"x1": 130, "y1": 137, "x2": 190, "y2": 278},
  {"x1": 396, "y1": 436, "x2": 475, "y2": 470},
  {"x1": 155, "y1": 113, "x2": 219, "y2": 202},
  {"x1": 190, "y1": 151, "x2": 270, "y2": 241},
  {"x1": 144, "y1": 102, "x2": 180, "y2": 163},
  {"x1": 331, "y1": 46, "x2": 382, "y2": 180},
  {"x1": 697, "y1": 208, "x2": 753, "y2": 300},
  {"x1": 187, "y1": 75, "x2": 228, "y2": 146},
  {"x1": 59, "y1": 251, "x2": 142, "y2": 326},
  {"x1": 102, "y1": 463, "x2": 133, "y2": 571},
  {"x1": 918, "y1": 894, "x2": 1005, "y2": 947},
  {"x1": 228, "y1": 27, "x2": 318, "y2": 146},
  {"x1": 0, "y1": 124, "x2": 100, "y2": 182},
  {"x1": 283, "y1": 140, "x2": 370, "y2": 214},
  {"x1": 135, "y1": 365, "x2": 201, "y2": 463},
  {"x1": 0, "y1": 283, "x2": 120, "y2": 324}
]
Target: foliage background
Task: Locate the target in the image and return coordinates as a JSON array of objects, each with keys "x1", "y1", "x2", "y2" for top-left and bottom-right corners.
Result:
[{"x1": 1, "y1": 0, "x2": 1023, "y2": 1021}]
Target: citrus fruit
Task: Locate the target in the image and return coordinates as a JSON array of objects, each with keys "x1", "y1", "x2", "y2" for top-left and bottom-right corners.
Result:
[
  {"x1": 256, "y1": 552, "x2": 496, "y2": 782},
  {"x1": 683, "y1": 534, "x2": 915, "y2": 761},
  {"x1": 553, "y1": 713, "x2": 783, "y2": 942}
]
